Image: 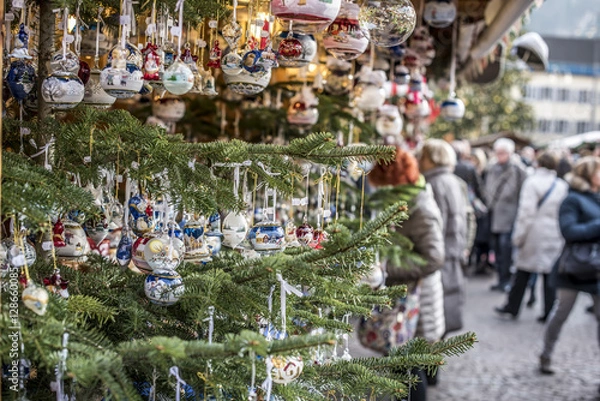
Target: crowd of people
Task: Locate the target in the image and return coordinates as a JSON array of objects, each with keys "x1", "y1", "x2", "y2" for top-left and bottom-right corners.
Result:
[{"x1": 351, "y1": 137, "x2": 600, "y2": 401}]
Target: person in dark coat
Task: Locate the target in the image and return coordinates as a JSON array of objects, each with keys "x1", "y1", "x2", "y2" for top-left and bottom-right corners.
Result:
[{"x1": 539, "y1": 156, "x2": 600, "y2": 380}]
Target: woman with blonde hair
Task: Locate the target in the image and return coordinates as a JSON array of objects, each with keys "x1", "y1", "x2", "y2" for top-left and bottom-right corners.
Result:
[{"x1": 539, "y1": 156, "x2": 600, "y2": 383}]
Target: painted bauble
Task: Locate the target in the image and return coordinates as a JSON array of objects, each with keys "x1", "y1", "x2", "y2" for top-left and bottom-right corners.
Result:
[
  {"x1": 323, "y1": 58, "x2": 352, "y2": 96},
  {"x1": 83, "y1": 68, "x2": 116, "y2": 108},
  {"x1": 287, "y1": 88, "x2": 319, "y2": 128},
  {"x1": 271, "y1": 0, "x2": 341, "y2": 33},
  {"x1": 152, "y1": 96, "x2": 186, "y2": 123},
  {"x1": 205, "y1": 231, "x2": 223, "y2": 256},
  {"x1": 376, "y1": 104, "x2": 403, "y2": 136},
  {"x1": 6, "y1": 60, "x2": 36, "y2": 101},
  {"x1": 78, "y1": 60, "x2": 91, "y2": 85},
  {"x1": 100, "y1": 63, "x2": 144, "y2": 99},
  {"x1": 247, "y1": 221, "x2": 285, "y2": 252},
  {"x1": 183, "y1": 218, "x2": 210, "y2": 262},
  {"x1": 116, "y1": 230, "x2": 134, "y2": 267},
  {"x1": 55, "y1": 220, "x2": 90, "y2": 259},
  {"x1": 295, "y1": 222, "x2": 314, "y2": 246},
  {"x1": 221, "y1": 52, "x2": 243, "y2": 76},
  {"x1": 360, "y1": 259, "x2": 385, "y2": 290},
  {"x1": 439, "y1": 97, "x2": 465, "y2": 121},
  {"x1": 358, "y1": 0, "x2": 416, "y2": 47},
  {"x1": 128, "y1": 195, "x2": 155, "y2": 236},
  {"x1": 223, "y1": 67, "x2": 271, "y2": 96},
  {"x1": 163, "y1": 60, "x2": 194, "y2": 95},
  {"x1": 423, "y1": 0, "x2": 457, "y2": 28},
  {"x1": 5, "y1": 239, "x2": 36, "y2": 268},
  {"x1": 132, "y1": 235, "x2": 154, "y2": 274},
  {"x1": 394, "y1": 65, "x2": 411, "y2": 85},
  {"x1": 143, "y1": 236, "x2": 184, "y2": 271},
  {"x1": 107, "y1": 41, "x2": 143, "y2": 68},
  {"x1": 144, "y1": 269, "x2": 184, "y2": 306},
  {"x1": 22, "y1": 284, "x2": 49, "y2": 316},
  {"x1": 353, "y1": 81, "x2": 386, "y2": 111},
  {"x1": 323, "y1": 2, "x2": 369, "y2": 61},
  {"x1": 273, "y1": 32, "x2": 317, "y2": 68},
  {"x1": 141, "y1": 42, "x2": 163, "y2": 83},
  {"x1": 222, "y1": 211, "x2": 249, "y2": 249},
  {"x1": 84, "y1": 213, "x2": 109, "y2": 245},
  {"x1": 310, "y1": 229, "x2": 328, "y2": 250},
  {"x1": 271, "y1": 355, "x2": 304, "y2": 384},
  {"x1": 284, "y1": 221, "x2": 301, "y2": 247},
  {"x1": 41, "y1": 70, "x2": 85, "y2": 109}
]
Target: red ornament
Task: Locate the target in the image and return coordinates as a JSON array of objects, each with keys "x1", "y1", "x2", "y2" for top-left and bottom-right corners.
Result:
[
  {"x1": 53, "y1": 219, "x2": 66, "y2": 247},
  {"x1": 310, "y1": 229, "x2": 328, "y2": 250},
  {"x1": 78, "y1": 60, "x2": 91, "y2": 85},
  {"x1": 142, "y1": 42, "x2": 162, "y2": 81},
  {"x1": 180, "y1": 46, "x2": 198, "y2": 65},
  {"x1": 259, "y1": 20, "x2": 270, "y2": 50},
  {"x1": 278, "y1": 37, "x2": 302, "y2": 59},
  {"x1": 43, "y1": 270, "x2": 69, "y2": 297},
  {"x1": 207, "y1": 41, "x2": 222, "y2": 69},
  {"x1": 295, "y1": 222, "x2": 314, "y2": 246}
]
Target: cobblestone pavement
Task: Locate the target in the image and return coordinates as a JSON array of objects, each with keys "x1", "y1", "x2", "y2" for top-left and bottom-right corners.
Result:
[{"x1": 428, "y1": 273, "x2": 600, "y2": 401}]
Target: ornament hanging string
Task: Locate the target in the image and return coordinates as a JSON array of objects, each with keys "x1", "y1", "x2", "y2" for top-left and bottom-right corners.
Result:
[
  {"x1": 276, "y1": 273, "x2": 303, "y2": 337},
  {"x1": 359, "y1": 170, "x2": 366, "y2": 230},
  {"x1": 264, "y1": 285, "x2": 275, "y2": 340},
  {"x1": 94, "y1": 7, "x2": 105, "y2": 68},
  {"x1": 334, "y1": 165, "x2": 341, "y2": 223},
  {"x1": 249, "y1": 350, "x2": 257, "y2": 401},
  {"x1": 449, "y1": 20, "x2": 458, "y2": 96},
  {"x1": 168, "y1": 366, "x2": 188, "y2": 401},
  {"x1": 52, "y1": 332, "x2": 69, "y2": 401},
  {"x1": 261, "y1": 356, "x2": 273, "y2": 401},
  {"x1": 174, "y1": 0, "x2": 185, "y2": 56}
]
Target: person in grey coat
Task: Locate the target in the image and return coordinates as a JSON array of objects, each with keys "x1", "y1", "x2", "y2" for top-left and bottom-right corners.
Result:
[
  {"x1": 494, "y1": 151, "x2": 568, "y2": 320},
  {"x1": 417, "y1": 139, "x2": 468, "y2": 335},
  {"x1": 483, "y1": 138, "x2": 528, "y2": 292}
]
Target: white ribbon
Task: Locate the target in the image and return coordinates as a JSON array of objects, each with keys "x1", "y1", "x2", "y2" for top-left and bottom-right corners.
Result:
[
  {"x1": 261, "y1": 356, "x2": 273, "y2": 401},
  {"x1": 276, "y1": 273, "x2": 303, "y2": 337},
  {"x1": 53, "y1": 332, "x2": 69, "y2": 401},
  {"x1": 264, "y1": 286, "x2": 275, "y2": 341},
  {"x1": 204, "y1": 306, "x2": 215, "y2": 344},
  {"x1": 175, "y1": 0, "x2": 184, "y2": 53},
  {"x1": 169, "y1": 366, "x2": 187, "y2": 401}
]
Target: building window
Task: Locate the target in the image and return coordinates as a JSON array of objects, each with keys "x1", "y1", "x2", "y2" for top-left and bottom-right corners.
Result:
[
  {"x1": 538, "y1": 119, "x2": 552, "y2": 133},
  {"x1": 540, "y1": 87, "x2": 553, "y2": 100},
  {"x1": 578, "y1": 90, "x2": 594, "y2": 104},
  {"x1": 576, "y1": 121, "x2": 589, "y2": 134},
  {"x1": 557, "y1": 88, "x2": 570, "y2": 102},
  {"x1": 554, "y1": 120, "x2": 568, "y2": 134}
]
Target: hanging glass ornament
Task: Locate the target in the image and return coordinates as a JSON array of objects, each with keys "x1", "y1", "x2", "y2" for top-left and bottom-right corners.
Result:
[
  {"x1": 183, "y1": 217, "x2": 211, "y2": 263},
  {"x1": 270, "y1": 355, "x2": 304, "y2": 384},
  {"x1": 223, "y1": 67, "x2": 271, "y2": 96},
  {"x1": 424, "y1": 0, "x2": 457, "y2": 28},
  {"x1": 43, "y1": 270, "x2": 69, "y2": 298},
  {"x1": 360, "y1": 253, "x2": 385, "y2": 289},
  {"x1": 142, "y1": 42, "x2": 163, "y2": 85},
  {"x1": 221, "y1": 211, "x2": 249, "y2": 249},
  {"x1": 9, "y1": 23, "x2": 33, "y2": 59},
  {"x1": 128, "y1": 194, "x2": 155, "y2": 236},
  {"x1": 323, "y1": 2, "x2": 369, "y2": 61},
  {"x1": 274, "y1": 31, "x2": 317, "y2": 68},
  {"x1": 358, "y1": 0, "x2": 416, "y2": 47},
  {"x1": 323, "y1": 57, "x2": 352, "y2": 96},
  {"x1": 116, "y1": 228, "x2": 134, "y2": 267},
  {"x1": 352, "y1": 67, "x2": 386, "y2": 111},
  {"x1": 221, "y1": 52, "x2": 244, "y2": 76},
  {"x1": 143, "y1": 234, "x2": 184, "y2": 271},
  {"x1": 50, "y1": 50, "x2": 80, "y2": 73},
  {"x1": 222, "y1": 19, "x2": 242, "y2": 50},
  {"x1": 78, "y1": 60, "x2": 91, "y2": 85},
  {"x1": 132, "y1": 234, "x2": 155, "y2": 274},
  {"x1": 439, "y1": 96, "x2": 465, "y2": 121},
  {"x1": 144, "y1": 269, "x2": 185, "y2": 306},
  {"x1": 80, "y1": 23, "x2": 112, "y2": 57},
  {"x1": 394, "y1": 65, "x2": 411, "y2": 85},
  {"x1": 163, "y1": 60, "x2": 194, "y2": 95},
  {"x1": 247, "y1": 221, "x2": 285, "y2": 253},
  {"x1": 6, "y1": 60, "x2": 36, "y2": 102},
  {"x1": 107, "y1": 41, "x2": 144, "y2": 69},
  {"x1": 100, "y1": 47, "x2": 144, "y2": 99},
  {"x1": 205, "y1": 230, "x2": 223, "y2": 257},
  {"x1": 84, "y1": 67, "x2": 116, "y2": 108},
  {"x1": 284, "y1": 221, "x2": 301, "y2": 247},
  {"x1": 0, "y1": 242, "x2": 9, "y2": 279},
  {"x1": 152, "y1": 95, "x2": 186, "y2": 123},
  {"x1": 202, "y1": 70, "x2": 219, "y2": 96},
  {"x1": 375, "y1": 104, "x2": 403, "y2": 137},
  {"x1": 207, "y1": 40, "x2": 222, "y2": 69},
  {"x1": 310, "y1": 228, "x2": 328, "y2": 249},
  {"x1": 271, "y1": 0, "x2": 341, "y2": 33},
  {"x1": 5, "y1": 238, "x2": 36, "y2": 268},
  {"x1": 295, "y1": 221, "x2": 314, "y2": 246},
  {"x1": 403, "y1": 73, "x2": 431, "y2": 119},
  {"x1": 287, "y1": 86, "x2": 319, "y2": 129},
  {"x1": 41, "y1": 66, "x2": 85, "y2": 110},
  {"x1": 22, "y1": 282, "x2": 49, "y2": 316},
  {"x1": 54, "y1": 219, "x2": 90, "y2": 265},
  {"x1": 83, "y1": 211, "x2": 109, "y2": 245}
]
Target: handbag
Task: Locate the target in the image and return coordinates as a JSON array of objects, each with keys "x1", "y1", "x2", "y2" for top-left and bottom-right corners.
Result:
[
  {"x1": 557, "y1": 242, "x2": 600, "y2": 280},
  {"x1": 357, "y1": 284, "x2": 420, "y2": 354}
]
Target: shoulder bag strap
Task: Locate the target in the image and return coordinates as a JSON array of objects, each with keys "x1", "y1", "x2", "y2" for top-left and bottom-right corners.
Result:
[{"x1": 537, "y1": 178, "x2": 558, "y2": 210}]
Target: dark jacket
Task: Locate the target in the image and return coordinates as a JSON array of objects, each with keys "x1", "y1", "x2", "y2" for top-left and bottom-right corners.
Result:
[
  {"x1": 554, "y1": 184, "x2": 600, "y2": 294},
  {"x1": 454, "y1": 159, "x2": 482, "y2": 201}
]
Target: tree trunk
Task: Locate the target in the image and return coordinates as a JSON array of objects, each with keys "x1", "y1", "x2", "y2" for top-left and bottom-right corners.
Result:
[{"x1": 37, "y1": 0, "x2": 55, "y2": 119}]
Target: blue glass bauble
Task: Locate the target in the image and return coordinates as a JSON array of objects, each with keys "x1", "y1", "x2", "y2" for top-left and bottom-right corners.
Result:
[
  {"x1": 144, "y1": 269, "x2": 185, "y2": 306},
  {"x1": 6, "y1": 60, "x2": 36, "y2": 101}
]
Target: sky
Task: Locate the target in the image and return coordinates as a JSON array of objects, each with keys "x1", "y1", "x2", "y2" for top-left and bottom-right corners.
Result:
[{"x1": 525, "y1": 0, "x2": 600, "y2": 38}]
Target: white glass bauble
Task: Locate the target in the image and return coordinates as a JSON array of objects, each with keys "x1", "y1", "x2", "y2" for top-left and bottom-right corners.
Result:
[
  {"x1": 100, "y1": 64, "x2": 144, "y2": 99},
  {"x1": 222, "y1": 211, "x2": 249, "y2": 249},
  {"x1": 440, "y1": 97, "x2": 465, "y2": 121},
  {"x1": 247, "y1": 221, "x2": 285, "y2": 252},
  {"x1": 360, "y1": 260, "x2": 385, "y2": 290},
  {"x1": 424, "y1": 0, "x2": 457, "y2": 28},
  {"x1": 353, "y1": 82, "x2": 386, "y2": 111},
  {"x1": 272, "y1": 32, "x2": 317, "y2": 68},
  {"x1": 143, "y1": 236, "x2": 184, "y2": 271},
  {"x1": 323, "y1": 2, "x2": 369, "y2": 61},
  {"x1": 55, "y1": 220, "x2": 90, "y2": 259},
  {"x1": 221, "y1": 52, "x2": 243, "y2": 76},
  {"x1": 223, "y1": 68, "x2": 271, "y2": 96},
  {"x1": 108, "y1": 41, "x2": 143, "y2": 68},
  {"x1": 271, "y1": 355, "x2": 304, "y2": 384},
  {"x1": 5, "y1": 239, "x2": 36, "y2": 268},
  {"x1": 83, "y1": 68, "x2": 116, "y2": 108},
  {"x1": 49, "y1": 50, "x2": 80, "y2": 73},
  {"x1": 132, "y1": 235, "x2": 154, "y2": 274},
  {"x1": 376, "y1": 104, "x2": 403, "y2": 136},
  {"x1": 144, "y1": 269, "x2": 185, "y2": 306},
  {"x1": 358, "y1": 0, "x2": 417, "y2": 47},
  {"x1": 41, "y1": 70, "x2": 85, "y2": 109},
  {"x1": 271, "y1": 0, "x2": 341, "y2": 33},
  {"x1": 163, "y1": 60, "x2": 194, "y2": 95},
  {"x1": 22, "y1": 284, "x2": 49, "y2": 316},
  {"x1": 152, "y1": 96, "x2": 186, "y2": 123}
]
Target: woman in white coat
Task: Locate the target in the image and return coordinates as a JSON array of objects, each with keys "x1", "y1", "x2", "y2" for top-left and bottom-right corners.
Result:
[{"x1": 495, "y1": 151, "x2": 569, "y2": 320}]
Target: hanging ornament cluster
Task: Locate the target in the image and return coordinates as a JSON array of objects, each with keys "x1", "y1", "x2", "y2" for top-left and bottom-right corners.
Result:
[
  {"x1": 323, "y1": 1, "x2": 369, "y2": 61},
  {"x1": 352, "y1": 66, "x2": 386, "y2": 112},
  {"x1": 287, "y1": 86, "x2": 319, "y2": 129},
  {"x1": 423, "y1": 0, "x2": 457, "y2": 28}
]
